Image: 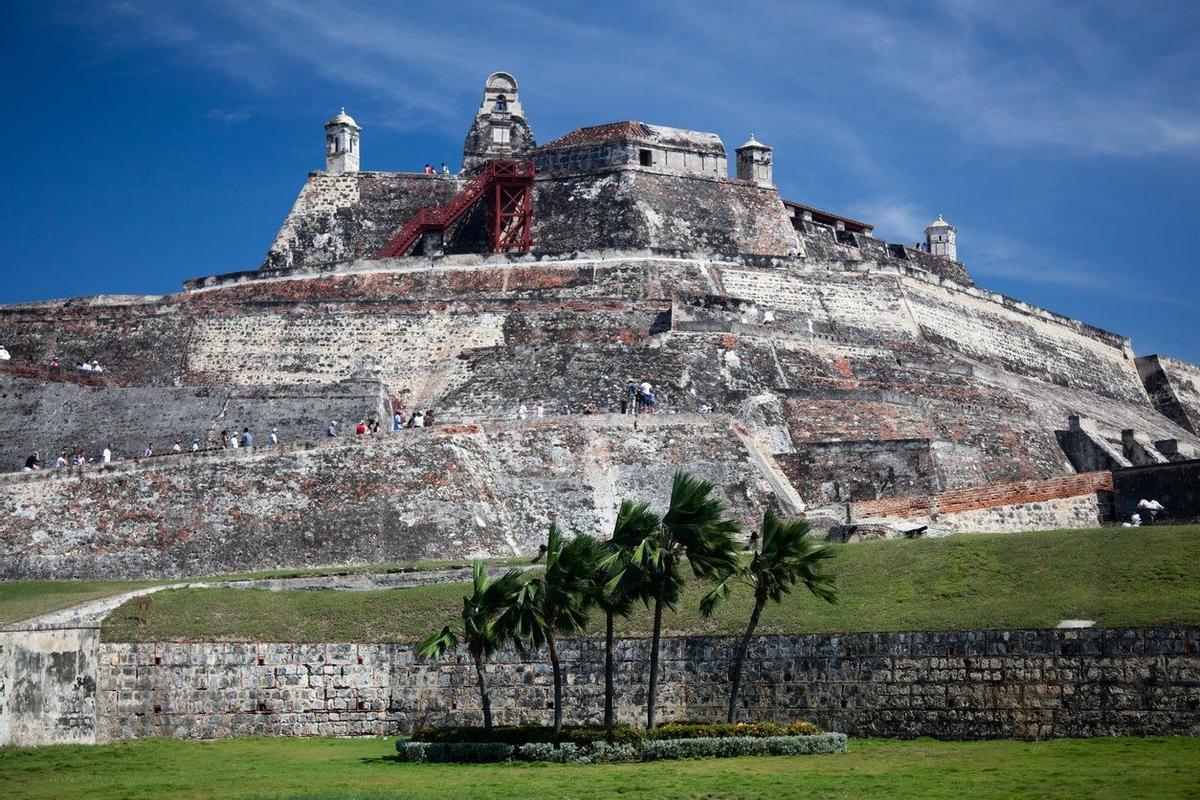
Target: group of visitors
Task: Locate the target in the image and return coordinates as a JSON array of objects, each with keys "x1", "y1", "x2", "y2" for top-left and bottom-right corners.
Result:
[
  {"x1": 515, "y1": 402, "x2": 545, "y2": 420},
  {"x1": 219, "y1": 427, "x2": 276, "y2": 449},
  {"x1": 422, "y1": 163, "x2": 452, "y2": 175},
  {"x1": 25, "y1": 443, "x2": 113, "y2": 471},
  {"x1": 621, "y1": 379, "x2": 658, "y2": 415},
  {"x1": 327, "y1": 409, "x2": 437, "y2": 436}
]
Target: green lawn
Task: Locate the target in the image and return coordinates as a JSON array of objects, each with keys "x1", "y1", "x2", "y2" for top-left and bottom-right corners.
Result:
[
  {"x1": 100, "y1": 525, "x2": 1200, "y2": 642},
  {"x1": 0, "y1": 736, "x2": 1196, "y2": 799}
]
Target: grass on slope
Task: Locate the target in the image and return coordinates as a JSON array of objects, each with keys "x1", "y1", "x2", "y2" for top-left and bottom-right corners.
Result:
[
  {"x1": 0, "y1": 557, "x2": 528, "y2": 626},
  {"x1": 101, "y1": 526, "x2": 1200, "y2": 642},
  {"x1": 1, "y1": 736, "x2": 1196, "y2": 800},
  {"x1": 0, "y1": 580, "x2": 165, "y2": 626}
]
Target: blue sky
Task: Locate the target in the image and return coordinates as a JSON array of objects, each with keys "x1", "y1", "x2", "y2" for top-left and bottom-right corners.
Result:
[{"x1": 2, "y1": 0, "x2": 1198, "y2": 362}]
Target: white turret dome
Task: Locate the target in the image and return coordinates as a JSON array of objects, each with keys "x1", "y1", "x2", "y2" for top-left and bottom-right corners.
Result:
[{"x1": 326, "y1": 108, "x2": 360, "y2": 129}]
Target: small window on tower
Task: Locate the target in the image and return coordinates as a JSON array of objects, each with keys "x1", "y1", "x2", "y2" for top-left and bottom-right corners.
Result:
[{"x1": 639, "y1": 149, "x2": 653, "y2": 167}]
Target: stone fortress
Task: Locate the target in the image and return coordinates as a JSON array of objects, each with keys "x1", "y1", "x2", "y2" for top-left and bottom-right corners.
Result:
[{"x1": 2, "y1": 71, "x2": 1200, "y2": 581}]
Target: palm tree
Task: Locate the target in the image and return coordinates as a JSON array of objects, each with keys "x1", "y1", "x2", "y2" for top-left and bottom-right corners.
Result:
[
  {"x1": 513, "y1": 524, "x2": 599, "y2": 733},
  {"x1": 595, "y1": 501, "x2": 659, "y2": 728},
  {"x1": 610, "y1": 471, "x2": 741, "y2": 730},
  {"x1": 418, "y1": 561, "x2": 526, "y2": 731},
  {"x1": 701, "y1": 507, "x2": 837, "y2": 723}
]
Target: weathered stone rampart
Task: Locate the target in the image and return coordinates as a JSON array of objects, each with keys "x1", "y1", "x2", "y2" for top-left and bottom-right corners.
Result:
[
  {"x1": 0, "y1": 415, "x2": 778, "y2": 579},
  {"x1": 1137, "y1": 355, "x2": 1200, "y2": 435},
  {"x1": 87, "y1": 627, "x2": 1200, "y2": 742},
  {"x1": 2, "y1": 256, "x2": 1198, "y2": 578}
]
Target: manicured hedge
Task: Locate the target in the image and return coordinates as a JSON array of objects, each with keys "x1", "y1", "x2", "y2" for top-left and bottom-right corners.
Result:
[
  {"x1": 395, "y1": 733, "x2": 847, "y2": 764},
  {"x1": 639, "y1": 734, "x2": 846, "y2": 761},
  {"x1": 412, "y1": 724, "x2": 642, "y2": 746},
  {"x1": 648, "y1": 721, "x2": 821, "y2": 740}
]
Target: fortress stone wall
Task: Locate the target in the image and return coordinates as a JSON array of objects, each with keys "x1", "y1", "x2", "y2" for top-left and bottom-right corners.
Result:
[
  {"x1": 7, "y1": 627, "x2": 1189, "y2": 743},
  {"x1": 1, "y1": 253, "x2": 1197, "y2": 578},
  {"x1": 0, "y1": 415, "x2": 783, "y2": 579}
]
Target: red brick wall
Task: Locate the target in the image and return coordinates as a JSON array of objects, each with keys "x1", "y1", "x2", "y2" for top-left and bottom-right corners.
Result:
[{"x1": 852, "y1": 471, "x2": 1113, "y2": 519}]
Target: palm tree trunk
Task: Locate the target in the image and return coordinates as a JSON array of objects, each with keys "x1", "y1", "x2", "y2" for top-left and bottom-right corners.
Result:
[
  {"x1": 604, "y1": 610, "x2": 616, "y2": 728},
  {"x1": 472, "y1": 652, "x2": 493, "y2": 731},
  {"x1": 548, "y1": 629, "x2": 563, "y2": 733},
  {"x1": 646, "y1": 594, "x2": 664, "y2": 730},
  {"x1": 727, "y1": 596, "x2": 766, "y2": 723}
]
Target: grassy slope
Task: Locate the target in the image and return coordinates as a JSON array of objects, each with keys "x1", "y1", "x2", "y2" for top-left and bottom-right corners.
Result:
[
  {"x1": 0, "y1": 557, "x2": 528, "y2": 625},
  {"x1": 0, "y1": 580, "x2": 161, "y2": 625},
  {"x1": 1, "y1": 737, "x2": 1197, "y2": 800},
  {"x1": 101, "y1": 526, "x2": 1200, "y2": 642}
]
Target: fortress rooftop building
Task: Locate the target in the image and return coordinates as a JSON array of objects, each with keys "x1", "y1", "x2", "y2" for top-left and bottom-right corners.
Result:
[{"x1": 0, "y1": 72, "x2": 1198, "y2": 582}]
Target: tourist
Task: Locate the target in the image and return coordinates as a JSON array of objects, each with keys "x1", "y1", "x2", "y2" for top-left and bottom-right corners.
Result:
[
  {"x1": 393, "y1": 409, "x2": 404, "y2": 431},
  {"x1": 624, "y1": 380, "x2": 638, "y2": 414},
  {"x1": 0, "y1": 344, "x2": 10, "y2": 361},
  {"x1": 241, "y1": 427, "x2": 254, "y2": 448},
  {"x1": 356, "y1": 420, "x2": 367, "y2": 436},
  {"x1": 423, "y1": 408, "x2": 435, "y2": 427},
  {"x1": 101, "y1": 444, "x2": 112, "y2": 464},
  {"x1": 368, "y1": 418, "x2": 380, "y2": 435},
  {"x1": 220, "y1": 430, "x2": 230, "y2": 448},
  {"x1": 172, "y1": 438, "x2": 182, "y2": 453},
  {"x1": 1137, "y1": 498, "x2": 1166, "y2": 524},
  {"x1": 142, "y1": 444, "x2": 154, "y2": 458},
  {"x1": 441, "y1": 162, "x2": 450, "y2": 174},
  {"x1": 644, "y1": 390, "x2": 657, "y2": 413},
  {"x1": 517, "y1": 403, "x2": 527, "y2": 420},
  {"x1": 91, "y1": 360, "x2": 103, "y2": 373},
  {"x1": 24, "y1": 451, "x2": 40, "y2": 471},
  {"x1": 73, "y1": 448, "x2": 86, "y2": 467},
  {"x1": 77, "y1": 361, "x2": 90, "y2": 371},
  {"x1": 423, "y1": 163, "x2": 434, "y2": 174},
  {"x1": 326, "y1": 421, "x2": 338, "y2": 437},
  {"x1": 229, "y1": 432, "x2": 239, "y2": 449},
  {"x1": 191, "y1": 438, "x2": 200, "y2": 452},
  {"x1": 269, "y1": 428, "x2": 278, "y2": 446},
  {"x1": 54, "y1": 451, "x2": 68, "y2": 469},
  {"x1": 411, "y1": 411, "x2": 425, "y2": 428},
  {"x1": 534, "y1": 402, "x2": 544, "y2": 419},
  {"x1": 49, "y1": 357, "x2": 58, "y2": 369}
]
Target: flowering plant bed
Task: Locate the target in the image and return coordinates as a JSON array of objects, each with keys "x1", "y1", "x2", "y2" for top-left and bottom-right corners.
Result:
[{"x1": 395, "y1": 732, "x2": 848, "y2": 763}]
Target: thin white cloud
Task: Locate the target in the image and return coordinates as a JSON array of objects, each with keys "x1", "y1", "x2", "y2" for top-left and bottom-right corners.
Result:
[{"x1": 848, "y1": 199, "x2": 930, "y2": 245}]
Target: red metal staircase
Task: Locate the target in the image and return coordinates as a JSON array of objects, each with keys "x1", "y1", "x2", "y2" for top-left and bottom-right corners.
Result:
[{"x1": 377, "y1": 160, "x2": 535, "y2": 258}]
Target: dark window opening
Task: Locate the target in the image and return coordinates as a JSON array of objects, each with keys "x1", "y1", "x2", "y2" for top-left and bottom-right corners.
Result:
[{"x1": 638, "y1": 149, "x2": 653, "y2": 167}]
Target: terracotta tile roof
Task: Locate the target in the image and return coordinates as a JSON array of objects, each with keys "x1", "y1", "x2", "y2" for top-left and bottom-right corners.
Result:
[{"x1": 541, "y1": 121, "x2": 653, "y2": 149}]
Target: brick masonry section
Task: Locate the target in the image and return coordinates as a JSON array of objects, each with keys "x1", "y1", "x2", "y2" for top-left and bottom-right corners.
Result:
[
  {"x1": 851, "y1": 471, "x2": 1113, "y2": 528},
  {"x1": 94, "y1": 627, "x2": 1200, "y2": 742}
]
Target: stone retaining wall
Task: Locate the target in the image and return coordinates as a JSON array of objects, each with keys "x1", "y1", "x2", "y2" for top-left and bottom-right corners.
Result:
[{"x1": 94, "y1": 627, "x2": 1200, "y2": 742}]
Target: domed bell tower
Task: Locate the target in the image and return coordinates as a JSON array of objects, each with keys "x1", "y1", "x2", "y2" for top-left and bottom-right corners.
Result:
[
  {"x1": 735, "y1": 134, "x2": 773, "y2": 186},
  {"x1": 325, "y1": 108, "x2": 361, "y2": 174},
  {"x1": 925, "y1": 215, "x2": 957, "y2": 260},
  {"x1": 461, "y1": 72, "x2": 536, "y2": 172}
]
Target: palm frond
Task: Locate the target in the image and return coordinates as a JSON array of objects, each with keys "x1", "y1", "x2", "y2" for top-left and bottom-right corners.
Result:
[
  {"x1": 699, "y1": 578, "x2": 733, "y2": 618},
  {"x1": 417, "y1": 625, "x2": 458, "y2": 660}
]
